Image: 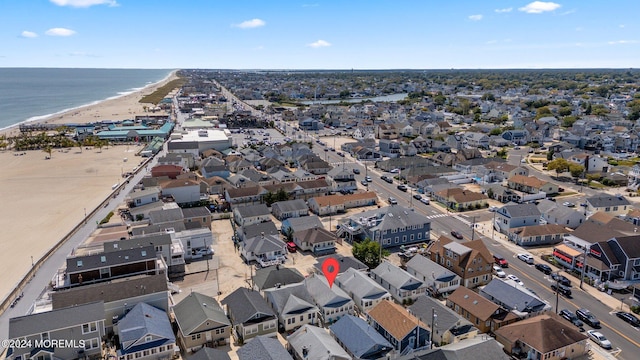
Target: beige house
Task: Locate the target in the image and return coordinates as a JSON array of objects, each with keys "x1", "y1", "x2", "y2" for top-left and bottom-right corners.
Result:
[
  {"x1": 434, "y1": 187, "x2": 488, "y2": 212},
  {"x1": 494, "y1": 314, "x2": 588, "y2": 360},
  {"x1": 308, "y1": 192, "x2": 378, "y2": 215},
  {"x1": 507, "y1": 175, "x2": 559, "y2": 195},
  {"x1": 173, "y1": 292, "x2": 231, "y2": 352}
]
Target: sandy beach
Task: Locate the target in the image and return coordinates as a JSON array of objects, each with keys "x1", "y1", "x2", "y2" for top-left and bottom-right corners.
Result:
[{"x1": 0, "y1": 71, "x2": 179, "y2": 304}]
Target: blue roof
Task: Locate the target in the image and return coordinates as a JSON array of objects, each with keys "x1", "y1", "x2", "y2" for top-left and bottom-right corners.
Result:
[
  {"x1": 118, "y1": 303, "x2": 175, "y2": 355},
  {"x1": 330, "y1": 315, "x2": 392, "y2": 358}
]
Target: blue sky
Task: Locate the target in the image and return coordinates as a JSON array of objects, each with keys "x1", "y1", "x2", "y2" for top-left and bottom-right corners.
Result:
[{"x1": 1, "y1": 0, "x2": 639, "y2": 69}]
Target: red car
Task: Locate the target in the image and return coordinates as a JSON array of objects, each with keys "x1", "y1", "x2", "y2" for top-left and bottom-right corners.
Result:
[
  {"x1": 286, "y1": 242, "x2": 297, "y2": 253},
  {"x1": 494, "y1": 254, "x2": 509, "y2": 268}
]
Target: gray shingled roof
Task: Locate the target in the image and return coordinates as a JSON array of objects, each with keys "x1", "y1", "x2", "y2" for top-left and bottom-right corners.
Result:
[
  {"x1": 409, "y1": 297, "x2": 472, "y2": 337},
  {"x1": 503, "y1": 203, "x2": 540, "y2": 218},
  {"x1": 173, "y1": 292, "x2": 230, "y2": 336},
  {"x1": 288, "y1": 324, "x2": 352, "y2": 360},
  {"x1": 304, "y1": 274, "x2": 353, "y2": 308},
  {"x1": 243, "y1": 234, "x2": 285, "y2": 255},
  {"x1": 282, "y1": 215, "x2": 324, "y2": 233},
  {"x1": 66, "y1": 245, "x2": 156, "y2": 272},
  {"x1": 263, "y1": 283, "x2": 316, "y2": 316},
  {"x1": 335, "y1": 268, "x2": 389, "y2": 301},
  {"x1": 272, "y1": 199, "x2": 308, "y2": 213},
  {"x1": 221, "y1": 288, "x2": 275, "y2": 326},
  {"x1": 149, "y1": 207, "x2": 184, "y2": 224},
  {"x1": 236, "y1": 335, "x2": 293, "y2": 360},
  {"x1": 371, "y1": 261, "x2": 423, "y2": 291},
  {"x1": 314, "y1": 254, "x2": 368, "y2": 273},
  {"x1": 104, "y1": 233, "x2": 172, "y2": 253},
  {"x1": 253, "y1": 266, "x2": 305, "y2": 291},
  {"x1": 330, "y1": 315, "x2": 392, "y2": 359},
  {"x1": 587, "y1": 194, "x2": 631, "y2": 207},
  {"x1": 182, "y1": 206, "x2": 211, "y2": 218},
  {"x1": 240, "y1": 221, "x2": 279, "y2": 240},
  {"x1": 130, "y1": 221, "x2": 187, "y2": 236},
  {"x1": 406, "y1": 254, "x2": 458, "y2": 283},
  {"x1": 235, "y1": 204, "x2": 270, "y2": 218},
  {"x1": 9, "y1": 301, "x2": 105, "y2": 338},
  {"x1": 479, "y1": 279, "x2": 548, "y2": 313},
  {"x1": 118, "y1": 303, "x2": 174, "y2": 353},
  {"x1": 353, "y1": 205, "x2": 430, "y2": 232},
  {"x1": 187, "y1": 347, "x2": 231, "y2": 360}
]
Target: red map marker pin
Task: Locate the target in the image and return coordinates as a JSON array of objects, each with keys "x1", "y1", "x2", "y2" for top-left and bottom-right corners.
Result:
[{"x1": 322, "y1": 257, "x2": 339, "y2": 288}]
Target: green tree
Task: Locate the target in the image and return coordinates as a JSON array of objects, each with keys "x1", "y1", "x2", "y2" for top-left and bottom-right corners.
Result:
[
  {"x1": 489, "y1": 127, "x2": 502, "y2": 136},
  {"x1": 262, "y1": 191, "x2": 275, "y2": 206},
  {"x1": 569, "y1": 163, "x2": 585, "y2": 183},
  {"x1": 547, "y1": 158, "x2": 570, "y2": 179},
  {"x1": 276, "y1": 188, "x2": 290, "y2": 202},
  {"x1": 546, "y1": 149, "x2": 555, "y2": 161},
  {"x1": 43, "y1": 145, "x2": 52, "y2": 159},
  {"x1": 558, "y1": 107, "x2": 572, "y2": 117},
  {"x1": 352, "y1": 238, "x2": 389, "y2": 269}
]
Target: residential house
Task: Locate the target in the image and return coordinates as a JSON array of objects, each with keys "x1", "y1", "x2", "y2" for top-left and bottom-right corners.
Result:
[
  {"x1": 328, "y1": 167, "x2": 357, "y2": 192},
  {"x1": 337, "y1": 205, "x2": 431, "y2": 249},
  {"x1": 188, "y1": 347, "x2": 232, "y2": 360},
  {"x1": 406, "y1": 254, "x2": 461, "y2": 296},
  {"x1": 477, "y1": 162, "x2": 528, "y2": 183},
  {"x1": 305, "y1": 273, "x2": 355, "y2": 325},
  {"x1": 433, "y1": 187, "x2": 488, "y2": 212},
  {"x1": 308, "y1": 192, "x2": 377, "y2": 216},
  {"x1": 507, "y1": 224, "x2": 568, "y2": 246},
  {"x1": 501, "y1": 129, "x2": 529, "y2": 145},
  {"x1": 240, "y1": 233, "x2": 287, "y2": 266},
  {"x1": 151, "y1": 164, "x2": 185, "y2": 179},
  {"x1": 271, "y1": 199, "x2": 308, "y2": 220},
  {"x1": 238, "y1": 221, "x2": 279, "y2": 243},
  {"x1": 367, "y1": 300, "x2": 430, "y2": 353},
  {"x1": 495, "y1": 203, "x2": 541, "y2": 234},
  {"x1": 566, "y1": 153, "x2": 609, "y2": 173},
  {"x1": 292, "y1": 226, "x2": 337, "y2": 256},
  {"x1": 314, "y1": 254, "x2": 368, "y2": 274},
  {"x1": 479, "y1": 279, "x2": 551, "y2": 316},
  {"x1": 116, "y1": 302, "x2": 176, "y2": 360},
  {"x1": 172, "y1": 292, "x2": 231, "y2": 352},
  {"x1": 370, "y1": 261, "x2": 428, "y2": 303},
  {"x1": 237, "y1": 335, "x2": 292, "y2": 360},
  {"x1": 408, "y1": 296, "x2": 477, "y2": 347},
  {"x1": 295, "y1": 179, "x2": 332, "y2": 200},
  {"x1": 233, "y1": 204, "x2": 271, "y2": 227},
  {"x1": 464, "y1": 132, "x2": 490, "y2": 149},
  {"x1": 221, "y1": 288, "x2": 278, "y2": 342},
  {"x1": 585, "y1": 194, "x2": 631, "y2": 216},
  {"x1": 494, "y1": 315, "x2": 589, "y2": 360},
  {"x1": 51, "y1": 274, "x2": 169, "y2": 333},
  {"x1": 394, "y1": 335, "x2": 510, "y2": 360},
  {"x1": 105, "y1": 234, "x2": 184, "y2": 275},
  {"x1": 335, "y1": 268, "x2": 391, "y2": 314},
  {"x1": 252, "y1": 265, "x2": 305, "y2": 292},
  {"x1": 446, "y1": 286, "x2": 518, "y2": 334},
  {"x1": 200, "y1": 157, "x2": 230, "y2": 179},
  {"x1": 330, "y1": 315, "x2": 393, "y2": 360},
  {"x1": 63, "y1": 245, "x2": 161, "y2": 288},
  {"x1": 287, "y1": 324, "x2": 352, "y2": 360},
  {"x1": 263, "y1": 282, "x2": 319, "y2": 332},
  {"x1": 379, "y1": 139, "x2": 401, "y2": 157},
  {"x1": 7, "y1": 302, "x2": 106, "y2": 360},
  {"x1": 280, "y1": 215, "x2": 324, "y2": 237},
  {"x1": 225, "y1": 186, "x2": 266, "y2": 206},
  {"x1": 160, "y1": 178, "x2": 202, "y2": 204},
  {"x1": 127, "y1": 187, "x2": 161, "y2": 208},
  {"x1": 428, "y1": 237, "x2": 493, "y2": 288},
  {"x1": 507, "y1": 175, "x2": 558, "y2": 195},
  {"x1": 182, "y1": 206, "x2": 212, "y2": 230},
  {"x1": 538, "y1": 200, "x2": 586, "y2": 229},
  {"x1": 590, "y1": 234, "x2": 640, "y2": 281}
]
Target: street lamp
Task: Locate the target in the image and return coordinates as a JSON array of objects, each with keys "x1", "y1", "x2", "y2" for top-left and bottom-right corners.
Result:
[
  {"x1": 554, "y1": 270, "x2": 561, "y2": 314},
  {"x1": 430, "y1": 308, "x2": 437, "y2": 349}
]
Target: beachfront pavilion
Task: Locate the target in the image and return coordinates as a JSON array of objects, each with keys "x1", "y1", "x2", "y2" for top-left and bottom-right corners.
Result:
[{"x1": 96, "y1": 122, "x2": 174, "y2": 142}]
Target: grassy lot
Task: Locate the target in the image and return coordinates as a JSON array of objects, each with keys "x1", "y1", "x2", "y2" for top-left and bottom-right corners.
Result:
[{"x1": 139, "y1": 77, "x2": 187, "y2": 105}]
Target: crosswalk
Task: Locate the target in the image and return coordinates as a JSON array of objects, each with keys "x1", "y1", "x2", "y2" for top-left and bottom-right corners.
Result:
[{"x1": 425, "y1": 213, "x2": 472, "y2": 226}]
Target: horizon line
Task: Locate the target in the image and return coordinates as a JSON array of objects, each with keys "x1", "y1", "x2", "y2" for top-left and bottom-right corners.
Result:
[{"x1": 0, "y1": 66, "x2": 638, "y2": 71}]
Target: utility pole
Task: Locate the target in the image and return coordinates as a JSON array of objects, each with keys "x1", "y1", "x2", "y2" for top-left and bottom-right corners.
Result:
[
  {"x1": 491, "y1": 211, "x2": 496, "y2": 242},
  {"x1": 554, "y1": 271, "x2": 560, "y2": 314},
  {"x1": 579, "y1": 246, "x2": 587, "y2": 290},
  {"x1": 430, "y1": 308, "x2": 437, "y2": 349},
  {"x1": 471, "y1": 216, "x2": 476, "y2": 241}
]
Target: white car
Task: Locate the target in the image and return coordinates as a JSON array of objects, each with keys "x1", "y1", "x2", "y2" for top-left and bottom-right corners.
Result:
[
  {"x1": 517, "y1": 253, "x2": 534, "y2": 264},
  {"x1": 420, "y1": 197, "x2": 430, "y2": 205},
  {"x1": 390, "y1": 168, "x2": 400, "y2": 173},
  {"x1": 493, "y1": 265, "x2": 506, "y2": 278},
  {"x1": 506, "y1": 274, "x2": 524, "y2": 286},
  {"x1": 587, "y1": 330, "x2": 612, "y2": 349}
]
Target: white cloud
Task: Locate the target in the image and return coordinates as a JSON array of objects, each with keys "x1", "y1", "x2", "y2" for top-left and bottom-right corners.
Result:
[
  {"x1": 50, "y1": 0, "x2": 118, "y2": 7},
  {"x1": 518, "y1": 1, "x2": 561, "y2": 14},
  {"x1": 232, "y1": 19, "x2": 266, "y2": 29},
  {"x1": 468, "y1": 14, "x2": 483, "y2": 21},
  {"x1": 45, "y1": 28, "x2": 76, "y2": 36},
  {"x1": 608, "y1": 40, "x2": 638, "y2": 45},
  {"x1": 21, "y1": 31, "x2": 38, "y2": 38},
  {"x1": 307, "y1": 40, "x2": 331, "y2": 48},
  {"x1": 495, "y1": 7, "x2": 513, "y2": 13}
]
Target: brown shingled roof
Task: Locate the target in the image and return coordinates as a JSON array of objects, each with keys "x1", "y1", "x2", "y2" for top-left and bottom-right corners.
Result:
[
  {"x1": 508, "y1": 174, "x2": 547, "y2": 188},
  {"x1": 368, "y1": 300, "x2": 427, "y2": 340},
  {"x1": 495, "y1": 314, "x2": 587, "y2": 353},
  {"x1": 447, "y1": 286, "x2": 500, "y2": 321}
]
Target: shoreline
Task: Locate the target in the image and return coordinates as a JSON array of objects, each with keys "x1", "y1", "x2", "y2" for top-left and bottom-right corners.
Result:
[{"x1": 0, "y1": 69, "x2": 179, "y2": 139}]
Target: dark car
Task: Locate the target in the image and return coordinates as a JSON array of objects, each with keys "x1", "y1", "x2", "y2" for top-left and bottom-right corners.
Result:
[
  {"x1": 450, "y1": 231, "x2": 463, "y2": 240},
  {"x1": 493, "y1": 255, "x2": 509, "y2": 268},
  {"x1": 384, "y1": 177, "x2": 393, "y2": 184},
  {"x1": 551, "y1": 283, "x2": 572, "y2": 297},
  {"x1": 559, "y1": 309, "x2": 584, "y2": 330},
  {"x1": 413, "y1": 194, "x2": 422, "y2": 200},
  {"x1": 551, "y1": 273, "x2": 572, "y2": 287},
  {"x1": 353, "y1": 168, "x2": 360, "y2": 174},
  {"x1": 535, "y1": 263, "x2": 552, "y2": 274},
  {"x1": 616, "y1": 311, "x2": 640, "y2": 327},
  {"x1": 576, "y1": 308, "x2": 601, "y2": 328},
  {"x1": 397, "y1": 184, "x2": 408, "y2": 192}
]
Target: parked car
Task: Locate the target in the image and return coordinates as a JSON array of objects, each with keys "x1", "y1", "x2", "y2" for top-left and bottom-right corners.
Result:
[
  {"x1": 517, "y1": 253, "x2": 534, "y2": 264},
  {"x1": 286, "y1": 242, "x2": 297, "y2": 253},
  {"x1": 390, "y1": 168, "x2": 400, "y2": 173},
  {"x1": 353, "y1": 168, "x2": 360, "y2": 174},
  {"x1": 450, "y1": 231, "x2": 463, "y2": 240},
  {"x1": 551, "y1": 283, "x2": 572, "y2": 297},
  {"x1": 559, "y1": 309, "x2": 584, "y2": 330},
  {"x1": 587, "y1": 330, "x2": 611, "y2": 349},
  {"x1": 563, "y1": 201, "x2": 575, "y2": 207},
  {"x1": 361, "y1": 180, "x2": 368, "y2": 186},
  {"x1": 506, "y1": 274, "x2": 524, "y2": 286},
  {"x1": 365, "y1": 176, "x2": 372, "y2": 182},
  {"x1": 388, "y1": 197, "x2": 398, "y2": 205},
  {"x1": 397, "y1": 184, "x2": 408, "y2": 192},
  {"x1": 420, "y1": 197, "x2": 430, "y2": 205},
  {"x1": 493, "y1": 255, "x2": 509, "y2": 268},
  {"x1": 336, "y1": 151, "x2": 345, "y2": 157},
  {"x1": 493, "y1": 265, "x2": 506, "y2": 278},
  {"x1": 551, "y1": 273, "x2": 572, "y2": 287},
  {"x1": 413, "y1": 194, "x2": 422, "y2": 200},
  {"x1": 615, "y1": 311, "x2": 640, "y2": 327},
  {"x1": 488, "y1": 206, "x2": 498, "y2": 212},
  {"x1": 535, "y1": 263, "x2": 552, "y2": 274},
  {"x1": 384, "y1": 177, "x2": 393, "y2": 184},
  {"x1": 576, "y1": 309, "x2": 601, "y2": 328}
]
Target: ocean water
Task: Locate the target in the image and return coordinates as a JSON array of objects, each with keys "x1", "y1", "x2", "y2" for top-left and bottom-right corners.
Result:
[{"x1": 0, "y1": 68, "x2": 174, "y2": 131}]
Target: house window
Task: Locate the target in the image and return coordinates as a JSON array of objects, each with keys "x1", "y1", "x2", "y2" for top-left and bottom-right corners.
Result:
[
  {"x1": 410, "y1": 234, "x2": 414, "y2": 241},
  {"x1": 191, "y1": 334, "x2": 201, "y2": 341},
  {"x1": 418, "y1": 233, "x2": 422, "y2": 239},
  {"x1": 41, "y1": 332, "x2": 49, "y2": 341},
  {"x1": 395, "y1": 237, "x2": 399, "y2": 244},
  {"x1": 85, "y1": 338, "x2": 99, "y2": 350},
  {"x1": 403, "y1": 235, "x2": 407, "y2": 242},
  {"x1": 82, "y1": 322, "x2": 97, "y2": 334},
  {"x1": 145, "y1": 336, "x2": 152, "y2": 342}
]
